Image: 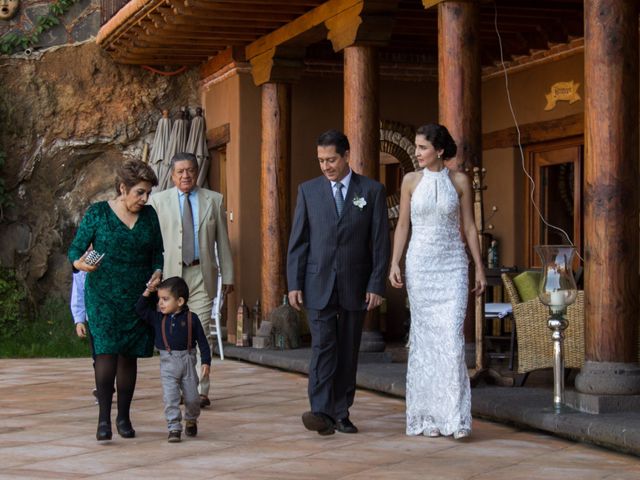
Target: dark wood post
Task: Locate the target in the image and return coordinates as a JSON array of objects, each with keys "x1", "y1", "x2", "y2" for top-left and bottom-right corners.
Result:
[
  {"x1": 438, "y1": 0, "x2": 481, "y2": 172},
  {"x1": 575, "y1": 0, "x2": 640, "y2": 395},
  {"x1": 343, "y1": 44, "x2": 384, "y2": 352},
  {"x1": 437, "y1": 0, "x2": 482, "y2": 349},
  {"x1": 344, "y1": 45, "x2": 380, "y2": 180},
  {"x1": 260, "y1": 82, "x2": 292, "y2": 317}
]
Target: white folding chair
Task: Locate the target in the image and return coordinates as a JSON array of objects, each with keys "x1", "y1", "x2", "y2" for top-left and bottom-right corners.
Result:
[{"x1": 210, "y1": 244, "x2": 225, "y2": 360}]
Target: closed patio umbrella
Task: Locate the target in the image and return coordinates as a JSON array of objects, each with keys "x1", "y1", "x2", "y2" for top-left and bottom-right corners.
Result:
[
  {"x1": 148, "y1": 110, "x2": 171, "y2": 192},
  {"x1": 186, "y1": 107, "x2": 210, "y2": 187},
  {"x1": 162, "y1": 110, "x2": 189, "y2": 190}
]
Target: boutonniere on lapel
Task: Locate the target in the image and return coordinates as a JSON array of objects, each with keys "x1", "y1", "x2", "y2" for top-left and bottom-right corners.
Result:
[{"x1": 352, "y1": 195, "x2": 367, "y2": 210}]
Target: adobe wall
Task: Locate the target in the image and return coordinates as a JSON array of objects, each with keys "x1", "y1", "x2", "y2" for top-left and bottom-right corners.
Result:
[{"x1": 481, "y1": 53, "x2": 585, "y2": 269}]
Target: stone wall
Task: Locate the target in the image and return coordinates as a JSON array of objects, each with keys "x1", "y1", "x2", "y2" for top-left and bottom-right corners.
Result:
[
  {"x1": 0, "y1": 0, "x2": 100, "y2": 51},
  {"x1": 0, "y1": 41, "x2": 198, "y2": 301}
]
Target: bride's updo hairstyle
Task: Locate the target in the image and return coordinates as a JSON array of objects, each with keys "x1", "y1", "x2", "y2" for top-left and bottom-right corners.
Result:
[{"x1": 416, "y1": 124, "x2": 457, "y2": 160}]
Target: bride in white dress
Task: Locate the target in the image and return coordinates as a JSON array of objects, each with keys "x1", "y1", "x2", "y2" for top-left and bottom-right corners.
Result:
[{"x1": 389, "y1": 124, "x2": 486, "y2": 439}]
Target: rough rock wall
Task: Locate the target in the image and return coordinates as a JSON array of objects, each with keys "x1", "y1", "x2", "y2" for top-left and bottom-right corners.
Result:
[
  {"x1": 0, "y1": 41, "x2": 198, "y2": 300},
  {"x1": 1, "y1": 0, "x2": 100, "y2": 50}
]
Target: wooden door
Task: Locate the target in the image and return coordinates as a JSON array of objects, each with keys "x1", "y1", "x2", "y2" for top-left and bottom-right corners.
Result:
[{"x1": 524, "y1": 137, "x2": 583, "y2": 268}]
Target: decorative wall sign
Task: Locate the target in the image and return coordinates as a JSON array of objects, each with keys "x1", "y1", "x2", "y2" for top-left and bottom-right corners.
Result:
[
  {"x1": 544, "y1": 81, "x2": 581, "y2": 111},
  {"x1": 0, "y1": 0, "x2": 19, "y2": 21}
]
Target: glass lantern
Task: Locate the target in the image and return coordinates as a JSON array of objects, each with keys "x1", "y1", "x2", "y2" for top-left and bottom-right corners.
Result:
[{"x1": 535, "y1": 245, "x2": 578, "y2": 412}]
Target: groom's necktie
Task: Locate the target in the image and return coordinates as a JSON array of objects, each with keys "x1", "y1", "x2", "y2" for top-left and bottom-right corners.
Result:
[
  {"x1": 334, "y1": 181, "x2": 345, "y2": 216},
  {"x1": 182, "y1": 193, "x2": 195, "y2": 266}
]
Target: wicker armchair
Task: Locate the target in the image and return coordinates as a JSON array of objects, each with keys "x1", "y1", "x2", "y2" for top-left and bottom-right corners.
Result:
[{"x1": 501, "y1": 273, "x2": 585, "y2": 376}]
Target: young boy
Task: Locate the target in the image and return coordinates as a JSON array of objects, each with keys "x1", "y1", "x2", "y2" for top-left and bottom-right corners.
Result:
[
  {"x1": 136, "y1": 276, "x2": 211, "y2": 443},
  {"x1": 70, "y1": 269, "x2": 98, "y2": 404}
]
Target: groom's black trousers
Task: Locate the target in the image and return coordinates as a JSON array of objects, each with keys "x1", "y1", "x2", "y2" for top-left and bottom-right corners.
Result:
[{"x1": 306, "y1": 287, "x2": 365, "y2": 421}]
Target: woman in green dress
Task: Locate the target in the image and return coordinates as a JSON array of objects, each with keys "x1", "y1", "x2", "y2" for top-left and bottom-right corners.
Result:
[{"x1": 69, "y1": 160, "x2": 163, "y2": 441}]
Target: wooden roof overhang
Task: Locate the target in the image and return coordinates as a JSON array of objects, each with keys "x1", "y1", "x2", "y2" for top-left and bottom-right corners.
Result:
[
  {"x1": 97, "y1": 0, "x2": 586, "y2": 78},
  {"x1": 96, "y1": 0, "x2": 327, "y2": 65}
]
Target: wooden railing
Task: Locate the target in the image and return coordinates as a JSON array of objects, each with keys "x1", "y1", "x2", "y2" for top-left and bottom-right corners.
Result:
[{"x1": 101, "y1": 0, "x2": 130, "y2": 25}]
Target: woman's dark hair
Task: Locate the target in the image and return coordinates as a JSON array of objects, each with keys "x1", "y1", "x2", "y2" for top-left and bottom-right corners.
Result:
[
  {"x1": 415, "y1": 124, "x2": 457, "y2": 160},
  {"x1": 317, "y1": 129, "x2": 350, "y2": 156},
  {"x1": 158, "y1": 276, "x2": 190, "y2": 304},
  {"x1": 114, "y1": 159, "x2": 158, "y2": 195}
]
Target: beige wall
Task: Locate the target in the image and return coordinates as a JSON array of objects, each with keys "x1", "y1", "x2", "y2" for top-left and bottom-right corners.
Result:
[
  {"x1": 482, "y1": 53, "x2": 585, "y2": 269},
  {"x1": 202, "y1": 72, "x2": 262, "y2": 318}
]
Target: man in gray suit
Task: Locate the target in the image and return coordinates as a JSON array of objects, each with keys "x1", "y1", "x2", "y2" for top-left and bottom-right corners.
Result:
[{"x1": 287, "y1": 129, "x2": 390, "y2": 435}]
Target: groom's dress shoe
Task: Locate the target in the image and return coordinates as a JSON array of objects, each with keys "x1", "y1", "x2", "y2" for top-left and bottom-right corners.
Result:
[
  {"x1": 302, "y1": 411, "x2": 335, "y2": 436},
  {"x1": 335, "y1": 417, "x2": 358, "y2": 434}
]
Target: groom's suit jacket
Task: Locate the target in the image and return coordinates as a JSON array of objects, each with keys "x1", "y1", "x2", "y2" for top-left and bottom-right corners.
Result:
[
  {"x1": 287, "y1": 172, "x2": 390, "y2": 311},
  {"x1": 148, "y1": 186, "x2": 234, "y2": 298}
]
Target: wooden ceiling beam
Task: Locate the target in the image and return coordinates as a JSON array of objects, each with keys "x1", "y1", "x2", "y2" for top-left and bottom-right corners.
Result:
[
  {"x1": 131, "y1": 36, "x2": 236, "y2": 48},
  {"x1": 123, "y1": 44, "x2": 225, "y2": 55},
  {"x1": 183, "y1": 0, "x2": 311, "y2": 15},
  {"x1": 186, "y1": 0, "x2": 322, "y2": 5},
  {"x1": 246, "y1": 0, "x2": 362, "y2": 59},
  {"x1": 160, "y1": 11, "x2": 286, "y2": 28},
  {"x1": 137, "y1": 31, "x2": 259, "y2": 42},
  {"x1": 168, "y1": 2, "x2": 300, "y2": 23}
]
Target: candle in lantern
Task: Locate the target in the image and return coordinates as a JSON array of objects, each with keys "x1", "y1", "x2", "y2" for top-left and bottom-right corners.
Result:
[{"x1": 550, "y1": 290, "x2": 566, "y2": 313}]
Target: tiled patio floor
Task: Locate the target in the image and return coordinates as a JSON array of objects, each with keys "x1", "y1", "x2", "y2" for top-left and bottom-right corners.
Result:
[{"x1": 1, "y1": 358, "x2": 639, "y2": 479}]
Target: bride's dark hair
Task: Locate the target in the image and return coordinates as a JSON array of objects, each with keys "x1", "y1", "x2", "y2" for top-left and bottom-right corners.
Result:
[{"x1": 415, "y1": 124, "x2": 457, "y2": 160}]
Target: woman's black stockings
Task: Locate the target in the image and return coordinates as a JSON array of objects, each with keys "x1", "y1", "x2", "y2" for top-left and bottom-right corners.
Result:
[{"x1": 94, "y1": 354, "x2": 138, "y2": 424}]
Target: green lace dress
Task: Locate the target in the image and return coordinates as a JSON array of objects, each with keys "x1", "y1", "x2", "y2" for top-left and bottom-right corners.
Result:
[{"x1": 68, "y1": 202, "x2": 163, "y2": 357}]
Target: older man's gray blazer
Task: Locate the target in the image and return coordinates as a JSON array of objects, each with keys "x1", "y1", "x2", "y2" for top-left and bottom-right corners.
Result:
[{"x1": 287, "y1": 172, "x2": 390, "y2": 312}]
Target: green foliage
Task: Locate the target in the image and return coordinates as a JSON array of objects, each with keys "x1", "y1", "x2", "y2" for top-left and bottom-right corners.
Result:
[
  {"x1": 0, "y1": 295, "x2": 91, "y2": 358},
  {"x1": 0, "y1": 0, "x2": 80, "y2": 55},
  {"x1": 0, "y1": 268, "x2": 28, "y2": 337}
]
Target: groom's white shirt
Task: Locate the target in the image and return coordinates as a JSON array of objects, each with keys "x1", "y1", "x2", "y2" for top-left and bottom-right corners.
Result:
[{"x1": 331, "y1": 169, "x2": 352, "y2": 199}]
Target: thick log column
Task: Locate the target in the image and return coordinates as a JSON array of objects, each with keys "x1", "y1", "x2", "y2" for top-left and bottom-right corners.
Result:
[
  {"x1": 343, "y1": 44, "x2": 383, "y2": 352},
  {"x1": 575, "y1": 0, "x2": 640, "y2": 396},
  {"x1": 438, "y1": 0, "x2": 481, "y2": 172},
  {"x1": 260, "y1": 82, "x2": 292, "y2": 317},
  {"x1": 249, "y1": 48, "x2": 303, "y2": 319},
  {"x1": 437, "y1": 0, "x2": 482, "y2": 356},
  {"x1": 344, "y1": 45, "x2": 380, "y2": 180}
]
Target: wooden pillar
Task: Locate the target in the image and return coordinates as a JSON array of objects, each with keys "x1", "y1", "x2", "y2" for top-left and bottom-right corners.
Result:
[
  {"x1": 343, "y1": 44, "x2": 384, "y2": 352},
  {"x1": 438, "y1": 0, "x2": 481, "y2": 172},
  {"x1": 575, "y1": 0, "x2": 640, "y2": 395},
  {"x1": 344, "y1": 45, "x2": 380, "y2": 180},
  {"x1": 260, "y1": 82, "x2": 292, "y2": 317},
  {"x1": 437, "y1": 0, "x2": 482, "y2": 348}
]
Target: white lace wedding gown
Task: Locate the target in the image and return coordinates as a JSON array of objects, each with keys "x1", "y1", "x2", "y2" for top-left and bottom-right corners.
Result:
[{"x1": 405, "y1": 167, "x2": 472, "y2": 436}]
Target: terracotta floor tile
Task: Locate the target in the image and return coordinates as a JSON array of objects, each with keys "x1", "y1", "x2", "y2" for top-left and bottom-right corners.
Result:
[{"x1": 0, "y1": 357, "x2": 638, "y2": 478}]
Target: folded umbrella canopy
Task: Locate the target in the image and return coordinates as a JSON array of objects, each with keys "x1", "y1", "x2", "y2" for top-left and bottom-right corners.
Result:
[
  {"x1": 186, "y1": 107, "x2": 210, "y2": 188},
  {"x1": 162, "y1": 110, "x2": 189, "y2": 190},
  {"x1": 148, "y1": 110, "x2": 171, "y2": 192}
]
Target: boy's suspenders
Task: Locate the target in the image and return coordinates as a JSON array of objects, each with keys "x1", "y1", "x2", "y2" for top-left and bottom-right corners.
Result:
[{"x1": 161, "y1": 311, "x2": 193, "y2": 353}]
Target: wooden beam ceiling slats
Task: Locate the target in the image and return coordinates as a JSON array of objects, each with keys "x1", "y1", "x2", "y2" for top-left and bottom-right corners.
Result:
[
  {"x1": 245, "y1": 0, "x2": 362, "y2": 60},
  {"x1": 183, "y1": 0, "x2": 311, "y2": 15},
  {"x1": 97, "y1": 0, "x2": 586, "y2": 70}
]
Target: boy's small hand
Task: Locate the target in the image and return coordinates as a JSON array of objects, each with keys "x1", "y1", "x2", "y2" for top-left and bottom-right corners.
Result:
[{"x1": 201, "y1": 364, "x2": 210, "y2": 377}]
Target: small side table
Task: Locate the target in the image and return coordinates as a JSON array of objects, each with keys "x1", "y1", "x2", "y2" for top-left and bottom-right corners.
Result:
[{"x1": 484, "y1": 303, "x2": 516, "y2": 371}]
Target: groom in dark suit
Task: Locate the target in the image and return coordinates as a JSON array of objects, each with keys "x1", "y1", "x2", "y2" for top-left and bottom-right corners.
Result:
[{"x1": 287, "y1": 129, "x2": 390, "y2": 435}]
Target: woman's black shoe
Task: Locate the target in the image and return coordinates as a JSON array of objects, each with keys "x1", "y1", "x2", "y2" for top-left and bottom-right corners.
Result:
[
  {"x1": 96, "y1": 421, "x2": 112, "y2": 441},
  {"x1": 116, "y1": 419, "x2": 136, "y2": 438}
]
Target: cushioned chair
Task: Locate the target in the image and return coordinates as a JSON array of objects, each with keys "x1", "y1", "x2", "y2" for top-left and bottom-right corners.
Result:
[{"x1": 501, "y1": 273, "x2": 585, "y2": 382}]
